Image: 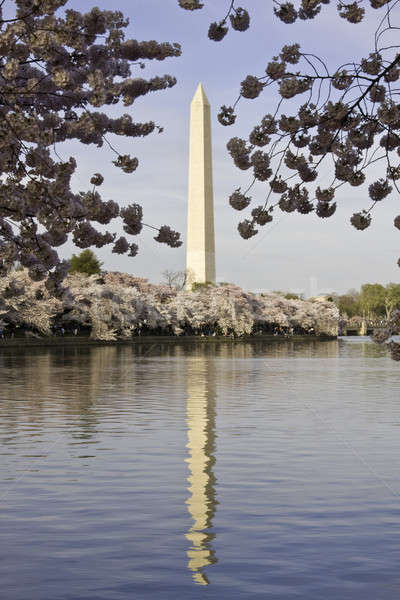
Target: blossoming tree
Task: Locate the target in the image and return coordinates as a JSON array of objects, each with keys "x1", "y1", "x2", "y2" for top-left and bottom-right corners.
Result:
[
  {"x1": 0, "y1": 0, "x2": 182, "y2": 294},
  {"x1": 0, "y1": 269, "x2": 339, "y2": 340}
]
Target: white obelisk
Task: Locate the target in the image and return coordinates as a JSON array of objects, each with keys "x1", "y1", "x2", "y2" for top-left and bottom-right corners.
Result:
[{"x1": 186, "y1": 83, "x2": 216, "y2": 289}]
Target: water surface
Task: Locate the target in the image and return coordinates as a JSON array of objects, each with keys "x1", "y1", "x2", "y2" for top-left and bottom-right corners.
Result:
[{"x1": 1, "y1": 337, "x2": 399, "y2": 599}]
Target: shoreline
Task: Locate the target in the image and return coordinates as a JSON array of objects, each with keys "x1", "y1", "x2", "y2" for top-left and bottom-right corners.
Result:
[{"x1": 0, "y1": 333, "x2": 337, "y2": 349}]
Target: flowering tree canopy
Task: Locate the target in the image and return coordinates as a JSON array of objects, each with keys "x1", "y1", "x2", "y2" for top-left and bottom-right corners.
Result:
[
  {"x1": 179, "y1": 0, "x2": 400, "y2": 248},
  {"x1": 0, "y1": 0, "x2": 182, "y2": 294},
  {"x1": 0, "y1": 269, "x2": 339, "y2": 340}
]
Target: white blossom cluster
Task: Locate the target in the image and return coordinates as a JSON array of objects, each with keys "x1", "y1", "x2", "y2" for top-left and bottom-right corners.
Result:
[
  {"x1": 0, "y1": 269, "x2": 339, "y2": 340},
  {"x1": 0, "y1": 1, "x2": 182, "y2": 292},
  {"x1": 0, "y1": 268, "x2": 62, "y2": 334},
  {"x1": 178, "y1": 0, "x2": 400, "y2": 268}
]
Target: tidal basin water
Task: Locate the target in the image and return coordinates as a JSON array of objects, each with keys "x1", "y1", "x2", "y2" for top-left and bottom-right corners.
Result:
[{"x1": 1, "y1": 337, "x2": 400, "y2": 599}]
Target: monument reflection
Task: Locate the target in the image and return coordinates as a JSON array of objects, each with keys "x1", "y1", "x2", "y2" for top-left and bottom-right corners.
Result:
[{"x1": 185, "y1": 357, "x2": 218, "y2": 585}]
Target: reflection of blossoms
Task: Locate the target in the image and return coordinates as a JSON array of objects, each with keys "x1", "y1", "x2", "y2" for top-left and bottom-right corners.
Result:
[
  {"x1": 388, "y1": 342, "x2": 400, "y2": 361},
  {"x1": 372, "y1": 327, "x2": 391, "y2": 343}
]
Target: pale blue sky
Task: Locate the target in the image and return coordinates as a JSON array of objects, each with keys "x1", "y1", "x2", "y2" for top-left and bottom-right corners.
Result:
[{"x1": 59, "y1": 0, "x2": 399, "y2": 295}]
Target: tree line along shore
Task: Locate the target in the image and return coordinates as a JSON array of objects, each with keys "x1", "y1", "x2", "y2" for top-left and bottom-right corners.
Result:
[{"x1": 0, "y1": 270, "x2": 338, "y2": 342}]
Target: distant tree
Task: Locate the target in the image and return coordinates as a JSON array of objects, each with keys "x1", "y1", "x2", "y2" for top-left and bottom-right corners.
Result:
[
  {"x1": 360, "y1": 283, "x2": 386, "y2": 318},
  {"x1": 284, "y1": 292, "x2": 304, "y2": 300},
  {"x1": 69, "y1": 250, "x2": 103, "y2": 276},
  {"x1": 333, "y1": 289, "x2": 361, "y2": 318},
  {"x1": 333, "y1": 283, "x2": 400, "y2": 320},
  {"x1": 273, "y1": 291, "x2": 304, "y2": 300},
  {"x1": 383, "y1": 283, "x2": 400, "y2": 319},
  {"x1": 161, "y1": 269, "x2": 187, "y2": 290}
]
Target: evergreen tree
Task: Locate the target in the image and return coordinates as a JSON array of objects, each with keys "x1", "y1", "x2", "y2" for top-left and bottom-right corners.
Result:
[{"x1": 69, "y1": 250, "x2": 103, "y2": 276}]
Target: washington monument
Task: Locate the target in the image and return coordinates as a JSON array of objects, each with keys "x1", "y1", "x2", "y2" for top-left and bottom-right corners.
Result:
[{"x1": 186, "y1": 83, "x2": 216, "y2": 289}]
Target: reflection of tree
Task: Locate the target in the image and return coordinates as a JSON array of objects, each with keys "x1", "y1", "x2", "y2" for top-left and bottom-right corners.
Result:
[
  {"x1": 139, "y1": 338, "x2": 338, "y2": 360},
  {"x1": 0, "y1": 346, "x2": 142, "y2": 443},
  {"x1": 185, "y1": 358, "x2": 218, "y2": 585}
]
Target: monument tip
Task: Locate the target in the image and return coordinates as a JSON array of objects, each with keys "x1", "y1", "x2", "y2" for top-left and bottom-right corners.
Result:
[{"x1": 192, "y1": 82, "x2": 210, "y2": 106}]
